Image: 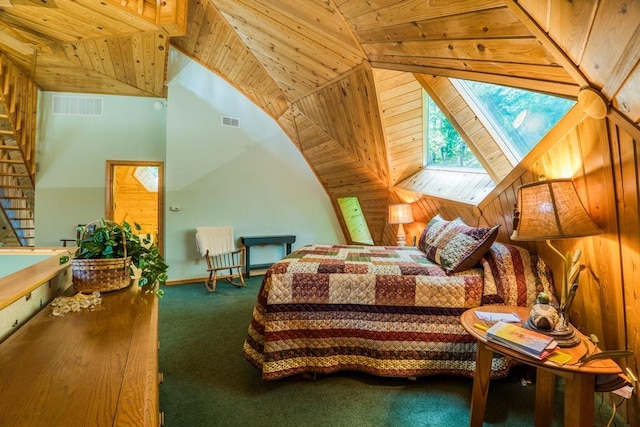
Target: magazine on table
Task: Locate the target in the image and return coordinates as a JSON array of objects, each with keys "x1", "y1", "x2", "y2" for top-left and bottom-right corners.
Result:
[{"x1": 486, "y1": 321, "x2": 557, "y2": 360}]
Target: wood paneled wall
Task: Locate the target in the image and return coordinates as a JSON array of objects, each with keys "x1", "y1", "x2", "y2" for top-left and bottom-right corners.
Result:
[
  {"x1": 112, "y1": 166, "x2": 158, "y2": 240},
  {"x1": 410, "y1": 111, "x2": 640, "y2": 421},
  {"x1": 481, "y1": 115, "x2": 626, "y2": 351},
  {"x1": 519, "y1": 0, "x2": 640, "y2": 123},
  {"x1": 293, "y1": 65, "x2": 394, "y2": 244},
  {"x1": 373, "y1": 68, "x2": 424, "y2": 186},
  {"x1": 608, "y1": 112, "x2": 640, "y2": 421}
]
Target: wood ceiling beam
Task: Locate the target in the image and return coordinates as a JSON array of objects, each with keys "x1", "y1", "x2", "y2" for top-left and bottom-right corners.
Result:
[
  {"x1": 372, "y1": 61, "x2": 579, "y2": 98},
  {"x1": 0, "y1": 32, "x2": 34, "y2": 57},
  {"x1": 502, "y1": 0, "x2": 590, "y2": 88}
]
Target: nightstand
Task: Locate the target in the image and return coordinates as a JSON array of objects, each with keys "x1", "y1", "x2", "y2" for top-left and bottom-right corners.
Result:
[{"x1": 461, "y1": 306, "x2": 623, "y2": 427}]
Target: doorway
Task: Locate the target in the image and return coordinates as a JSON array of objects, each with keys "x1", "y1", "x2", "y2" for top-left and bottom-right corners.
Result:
[{"x1": 105, "y1": 160, "x2": 164, "y2": 254}]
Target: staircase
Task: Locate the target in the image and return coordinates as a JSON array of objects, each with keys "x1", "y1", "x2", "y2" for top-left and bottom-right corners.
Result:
[{"x1": 0, "y1": 53, "x2": 37, "y2": 246}]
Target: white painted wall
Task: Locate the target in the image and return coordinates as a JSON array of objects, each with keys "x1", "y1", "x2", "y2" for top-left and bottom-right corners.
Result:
[
  {"x1": 34, "y1": 48, "x2": 343, "y2": 282},
  {"x1": 35, "y1": 92, "x2": 167, "y2": 244},
  {"x1": 165, "y1": 49, "x2": 343, "y2": 280}
]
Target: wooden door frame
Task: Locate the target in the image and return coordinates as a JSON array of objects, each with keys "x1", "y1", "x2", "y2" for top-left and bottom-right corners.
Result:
[{"x1": 105, "y1": 160, "x2": 165, "y2": 255}]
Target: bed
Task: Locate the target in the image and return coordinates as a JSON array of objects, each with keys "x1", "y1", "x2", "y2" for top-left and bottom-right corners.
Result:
[{"x1": 243, "y1": 217, "x2": 555, "y2": 381}]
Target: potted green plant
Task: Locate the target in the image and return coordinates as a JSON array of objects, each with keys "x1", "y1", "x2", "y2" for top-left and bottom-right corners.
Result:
[{"x1": 72, "y1": 219, "x2": 168, "y2": 296}]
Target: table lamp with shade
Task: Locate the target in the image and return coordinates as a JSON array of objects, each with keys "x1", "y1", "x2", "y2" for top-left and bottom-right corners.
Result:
[
  {"x1": 511, "y1": 179, "x2": 602, "y2": 345},
  {"x1": 388, "y1": 203, "x2": 414, "y2": 247}
]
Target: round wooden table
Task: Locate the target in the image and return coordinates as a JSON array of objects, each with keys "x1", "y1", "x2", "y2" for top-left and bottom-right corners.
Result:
[{"x1": 461, "y1": 305, "x2": 623, "y2": 427}]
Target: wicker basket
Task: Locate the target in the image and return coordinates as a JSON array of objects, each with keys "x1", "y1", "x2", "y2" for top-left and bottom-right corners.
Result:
[{"x1": 72, "y1": 221, "x2": 132, "y2": 293}]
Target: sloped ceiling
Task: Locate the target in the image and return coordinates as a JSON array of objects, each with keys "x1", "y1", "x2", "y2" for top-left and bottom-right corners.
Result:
[
  {"x1": 0, "y1": 0, "x2": 183, "y2": 96},
  {"x1": 1, "y1": 0, "x2": 639, "y2": 244}
]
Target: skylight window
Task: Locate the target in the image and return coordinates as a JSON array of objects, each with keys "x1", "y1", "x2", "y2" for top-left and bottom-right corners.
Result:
[
  {"x1": 337, "y1": 197, "x2": 373, "y2": 245},
  {"x1": 453, "y1": 79, "x2": 575, "y2": 158},
  {"x1": 425, "y1": 95, "x2": 481, "y2": 169},
  {"x1": 134, "y1": 167, "x2": 158, "y2": 192}
]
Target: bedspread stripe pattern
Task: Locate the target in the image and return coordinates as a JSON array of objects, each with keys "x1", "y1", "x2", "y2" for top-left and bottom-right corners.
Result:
[
  {"x1": 243, "y1": 244, "x2": 517, "y2": 380},
  {"x1": 244, "y1": 243, "x2": 552, "y2": 380}
]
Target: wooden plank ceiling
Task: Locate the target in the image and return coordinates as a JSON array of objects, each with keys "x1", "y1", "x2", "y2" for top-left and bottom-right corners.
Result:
[
  {"x1": 1, "y1": 0, "x2": 640, "y2": 245},
  {"x1": 0, "y1": 0, "x2": 186, "y2": 244},
  {"x1": 0, "y1": 0, "x2": 185, "y2": 96}
]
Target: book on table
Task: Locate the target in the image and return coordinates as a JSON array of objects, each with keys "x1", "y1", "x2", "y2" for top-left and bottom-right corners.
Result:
[{"x1": 486, "y1": 321, "x2": 557, "y2": 360}]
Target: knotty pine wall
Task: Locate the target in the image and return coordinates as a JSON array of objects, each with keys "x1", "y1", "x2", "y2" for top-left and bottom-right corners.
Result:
[
  {"x1": 112, "y1": 166, "x2": 158, "y2": 240},
  {"x1": 401, "y1": 110, "x2": 640, "y2": 421},
  {"x1": 374, "y1": 69, "x2": 424, "y2": 187},
  {"x1": 483, "y1": 114, "x2": 626, "y2": 353}
]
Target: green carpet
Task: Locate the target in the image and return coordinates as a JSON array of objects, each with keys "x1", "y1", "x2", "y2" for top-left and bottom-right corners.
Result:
[{"x1": 158, "y1": 276, "x2": 626, "y2": 427}]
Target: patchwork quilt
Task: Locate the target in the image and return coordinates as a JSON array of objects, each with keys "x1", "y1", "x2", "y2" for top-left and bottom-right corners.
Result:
[{"x1": 243, "y1": 243, "x2": 553, "y2": 380}]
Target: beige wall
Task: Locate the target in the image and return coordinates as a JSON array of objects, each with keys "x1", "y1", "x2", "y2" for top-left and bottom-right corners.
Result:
[{"x1": 34, "y1": 50, "x2": 344, "y2": 282}]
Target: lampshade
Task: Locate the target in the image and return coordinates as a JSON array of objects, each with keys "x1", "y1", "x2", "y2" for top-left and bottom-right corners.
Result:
[
  {"x1": 388, "y1": 204, "x2": 414, "y2": 225},
  {"x1": 511, "y1": 179, "x2": 602, "y2": 241}
]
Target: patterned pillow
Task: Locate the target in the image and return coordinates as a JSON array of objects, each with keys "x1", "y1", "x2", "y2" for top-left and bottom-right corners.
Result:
[
  {"x1": 481, "y1": 242, "x2": 557, "y2": 307},
  {"x1": 425, "y1": 222, "x2": 500, "y2": 273},
  {"x1": 417, "y1": 215, "x2": 463, "y2": 253}
]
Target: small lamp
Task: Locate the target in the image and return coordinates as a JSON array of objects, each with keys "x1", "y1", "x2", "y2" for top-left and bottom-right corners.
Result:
[
  {"x1": 388, "y1": 203, "x2": 414, "y2": 246},
  {"x1": 511, "y1": 179, "x2": 602, "y2": 333}
]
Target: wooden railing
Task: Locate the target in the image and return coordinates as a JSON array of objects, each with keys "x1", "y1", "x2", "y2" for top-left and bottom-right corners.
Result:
[{"x1": 0, "y1": 53, "x2": 37, "y2": 246}]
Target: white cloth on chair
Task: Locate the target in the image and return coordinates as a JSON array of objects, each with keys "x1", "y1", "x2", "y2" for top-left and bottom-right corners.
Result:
[{"x1": 195, "y1": 226, "x2": 235, "y2": 257}]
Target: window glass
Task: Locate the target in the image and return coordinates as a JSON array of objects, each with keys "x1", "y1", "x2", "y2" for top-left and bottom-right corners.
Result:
[
  {"x1": 454, "y1": 79, "x2": 575, "y2": 158},
  {"x1": 425, "y1": 95, "x2": 482, "y2": 169},
  {"x1": 337, "y1": 197, "x2": 374, "y2": 245},
  {"x1": 134, "y1": 166, "x2": 159, "y2": 192}
]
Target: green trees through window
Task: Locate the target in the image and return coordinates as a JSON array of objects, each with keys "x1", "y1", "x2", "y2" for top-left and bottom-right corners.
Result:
[
  {"x1": 425, "y1": 96, "x2": 481, "y2": 168},
  {"x1": 425, "y1": 79, "x2": 575, "y2": 170},
  {"x1": 457, "y1": 79, "x2": 575, "y2": 158},
  {"x1": 337, "y1": 197, "x2": 373, "y2": 245}
]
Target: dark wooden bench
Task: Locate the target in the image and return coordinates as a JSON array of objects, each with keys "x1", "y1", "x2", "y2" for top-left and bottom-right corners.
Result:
[{"x1": 240, "y1": 235, "x2": 296, "y2": 277}]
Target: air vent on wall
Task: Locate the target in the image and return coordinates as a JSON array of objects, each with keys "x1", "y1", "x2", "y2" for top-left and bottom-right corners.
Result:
[
  {"x1": 221, "y1": 116, "x2": 240, "y2": 128},
  {"x1": 52, "y1": 95, "x2": 103, "y2": 116}
]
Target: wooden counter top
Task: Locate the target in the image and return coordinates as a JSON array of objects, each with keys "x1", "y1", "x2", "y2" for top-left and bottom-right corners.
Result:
[
  {"x1": 0, "y1": 284, "x2": 159, "y2": 426},
  {"x1": 0, "y1": 247, "x2": 71, "y2": 311}
]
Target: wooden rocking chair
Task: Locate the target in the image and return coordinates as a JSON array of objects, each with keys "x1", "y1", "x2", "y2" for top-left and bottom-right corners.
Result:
[{"x1": 195, "y1": 226, "x2": 246, "y2": 292}]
